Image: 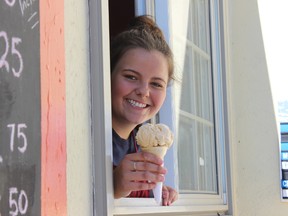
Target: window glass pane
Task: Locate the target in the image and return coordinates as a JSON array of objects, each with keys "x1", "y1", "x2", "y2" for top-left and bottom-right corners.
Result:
[{"x1": 171, "y1": 0, "x2": 217, "y2": 194}]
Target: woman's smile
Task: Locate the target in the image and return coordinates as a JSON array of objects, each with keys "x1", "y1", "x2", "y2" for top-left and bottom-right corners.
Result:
[{"x1": 126, "y1": 99, "x2": 148, "y2": 108}]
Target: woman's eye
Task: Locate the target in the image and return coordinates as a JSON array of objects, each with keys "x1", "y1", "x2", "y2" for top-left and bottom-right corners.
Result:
[
  {"x1": 124, "y1": 75, "x2": 137, "y2": 80},
  {"x1": 151, "y1": 82, "x2": 164, "y2": 88}
]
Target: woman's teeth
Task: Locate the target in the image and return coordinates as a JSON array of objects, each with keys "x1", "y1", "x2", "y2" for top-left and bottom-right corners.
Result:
[{"x1": 128, "y1": 99, "x2": 146, "y2": 108}]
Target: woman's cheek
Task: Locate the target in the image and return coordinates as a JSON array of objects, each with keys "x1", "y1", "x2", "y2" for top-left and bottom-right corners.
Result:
[{"x1": 153, "y1": 91, "x2": 166, "y2": 110}]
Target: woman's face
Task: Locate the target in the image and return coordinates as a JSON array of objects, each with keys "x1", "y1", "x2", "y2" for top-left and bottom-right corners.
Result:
[{"x1": 111, "y1": 48, "x2": 169, "y2": 130}]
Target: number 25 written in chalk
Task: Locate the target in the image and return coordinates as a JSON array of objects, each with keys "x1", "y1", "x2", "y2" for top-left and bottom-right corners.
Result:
[{"x1": 0, "y1": 31, "x2": 23, "y2": 78}]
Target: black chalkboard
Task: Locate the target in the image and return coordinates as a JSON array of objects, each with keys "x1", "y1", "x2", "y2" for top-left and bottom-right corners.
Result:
[{"x1": 0, "y1": 1, "x2": 41, "y2": 215}]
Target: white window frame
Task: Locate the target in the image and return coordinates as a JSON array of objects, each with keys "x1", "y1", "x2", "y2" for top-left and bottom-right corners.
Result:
[
  {"x1": 157, "y1": 0, "x2": 229, "y2": 214},
  {"x1": 89, "y1": 0, "x2": 232, "y2": 215}
]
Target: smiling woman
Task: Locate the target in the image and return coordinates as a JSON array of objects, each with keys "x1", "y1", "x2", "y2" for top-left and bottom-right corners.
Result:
[{"x1": 110, "y1": 16, "x2": 178, "y2": 206}]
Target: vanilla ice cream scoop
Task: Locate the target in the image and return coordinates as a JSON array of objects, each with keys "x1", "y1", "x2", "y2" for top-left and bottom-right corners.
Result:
[{"x1": 136, "y1": 123, "x2": 174, "y2": 148}]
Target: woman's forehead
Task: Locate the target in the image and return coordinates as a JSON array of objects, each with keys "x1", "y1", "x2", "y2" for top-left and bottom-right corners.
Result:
[{"x1": 116, "y1": 48, "x2": 169, "y2": 80}]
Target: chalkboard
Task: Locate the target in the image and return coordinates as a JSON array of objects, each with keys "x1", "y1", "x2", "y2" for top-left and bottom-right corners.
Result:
[{"x1": 0, "y1": 1, "x2": 41, "y2": 215}]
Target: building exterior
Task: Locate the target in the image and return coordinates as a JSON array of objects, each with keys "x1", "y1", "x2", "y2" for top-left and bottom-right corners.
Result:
[
  {"x1": 1, "y1": 0, "x2": 286, "y2": 216},
  {"x1": 65, "y1": 0, "x2": 288, "y2": 215}
]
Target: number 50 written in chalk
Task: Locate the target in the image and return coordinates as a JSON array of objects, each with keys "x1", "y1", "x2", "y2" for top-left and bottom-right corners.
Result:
[
  {"x1": 7, "y1": 124, "x2": 28, "y2": 153},
  {"x1": 9, "y1": 187, "x2": 28, "y2": 216}
]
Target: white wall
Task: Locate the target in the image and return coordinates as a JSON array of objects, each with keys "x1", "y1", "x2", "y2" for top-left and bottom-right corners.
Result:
[
  {"x1": 227, "y1": 0, "x2": 288, "y2": 215},
  {"x1": 65, "y1": 1, "x2": 92, "y2": 215}
]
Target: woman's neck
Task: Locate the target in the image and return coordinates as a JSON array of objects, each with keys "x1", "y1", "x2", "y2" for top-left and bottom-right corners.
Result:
[{"x1": 112, "y1": 123, "x2": 135, "y2": 139}]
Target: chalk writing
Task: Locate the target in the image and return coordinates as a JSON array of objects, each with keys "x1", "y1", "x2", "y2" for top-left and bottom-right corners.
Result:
[
  {"x1": 9, "y1": 187, "x2": 28, "y2": 216},
  {"x1": 4, "y1": 0, "x2": 16, "y2": 7},
  {"x1": 27, "y1": 12, "x2": 39, "y2": 29},
  {"x1": 7, "y1": 123, "x2": 28, "y2": 153},
  {"x1": 0, "y1": 31, "x2": 23, "y2": 77},
  {"x1": 0, "y1": 1, "x2": 40, "y2": 215},
  {"x1": 19, "y1": 0, "x2": 37, "y2": 16},
  {"x1": 0, "y1": 31, "x2": 9, "y2": 72}
]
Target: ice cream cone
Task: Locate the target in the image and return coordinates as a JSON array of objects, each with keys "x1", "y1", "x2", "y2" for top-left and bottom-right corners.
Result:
[
  {"x1": 141, "y1": 146, "x2": 168, "y2": 205},
  {"x1": 141, "y1": 146, "x2": 168, "y2": 159},
  {"x1": 136, "y1": 123, "x2": 173, "y2": 205}
]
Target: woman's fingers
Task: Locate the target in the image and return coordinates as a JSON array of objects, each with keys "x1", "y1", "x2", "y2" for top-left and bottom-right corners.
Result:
[
  {"x1": 114, "y1": 170, "x2": 157, "y2": 192},
  {"x1": 162, "y1": 185, "x2": 178, "y2": 206},
  {"x1": 126, "y1": 181, "x2": 156, "y2": 191},
  {"x1": 126, "y1": 169, "x2": 165, "y2": 182},
  {"x1": 162, "y1": 187, "x2": 168, "y2": 205},
  {"x1": 131, "y1": 161, "x2": 167, "y2": 174},
  {"x1": 126, "y1": 151, "x2": 164, "y2": 166},
  {"x1": 121, "y1": 152, "x2": 167, "y2": 176}
]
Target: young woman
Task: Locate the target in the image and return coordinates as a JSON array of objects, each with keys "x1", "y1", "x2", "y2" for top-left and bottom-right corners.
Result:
[{"x1": 111, "y1": 15, "x2": 178, "y2": 206}]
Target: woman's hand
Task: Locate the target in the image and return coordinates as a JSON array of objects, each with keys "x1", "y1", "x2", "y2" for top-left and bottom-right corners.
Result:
[
  {"x1": 113, "y1": 152, "x2": 167, "y2": 198},
  {"x1": 162, "y1": 185, "x2": 178, "y2": 206}
]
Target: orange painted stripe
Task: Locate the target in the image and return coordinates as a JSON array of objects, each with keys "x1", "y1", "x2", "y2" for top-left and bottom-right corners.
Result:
[{"x1": 40, "y1": 1, "x2": 67, "y2": 215}]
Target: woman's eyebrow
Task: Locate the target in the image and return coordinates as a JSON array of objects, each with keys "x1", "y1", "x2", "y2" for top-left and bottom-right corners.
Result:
[{"x1": 122, "y1": 68, "x2": 138, "y2": 74}]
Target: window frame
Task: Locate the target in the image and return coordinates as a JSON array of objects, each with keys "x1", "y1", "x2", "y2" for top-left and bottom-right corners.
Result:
[
  {"x1": 174, "y1": 0, "x2": 218, "y2": 194},
  {"x1": 89, "y1": 0, "x2": 114, "y2": 215},
  {"x1": 156, "y1": 0, "x2": 229, "y2": 209}
]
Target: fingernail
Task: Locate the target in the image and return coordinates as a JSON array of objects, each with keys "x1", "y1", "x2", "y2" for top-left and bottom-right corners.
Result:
[{"x1": 161, "y1": 168, "x2": 167, "y2": 174}]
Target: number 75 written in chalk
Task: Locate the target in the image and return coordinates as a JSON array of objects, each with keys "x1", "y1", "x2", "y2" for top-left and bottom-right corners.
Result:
[{"x1": 7, "y1": 123, "x2": 28, "y2": 153}]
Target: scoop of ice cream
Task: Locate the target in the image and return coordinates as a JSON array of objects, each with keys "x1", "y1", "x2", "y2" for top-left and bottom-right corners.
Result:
[{"x1": 135, "y1": 123, "x2": 174, "y2": 148}]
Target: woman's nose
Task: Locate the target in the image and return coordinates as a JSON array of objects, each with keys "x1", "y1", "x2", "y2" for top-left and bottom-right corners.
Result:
[{"x1": 135, "y1": 83, "x2": 149, "y2": 97}]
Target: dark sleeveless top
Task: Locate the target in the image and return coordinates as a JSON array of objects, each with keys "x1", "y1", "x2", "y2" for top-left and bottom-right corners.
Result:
[{"x1": 112, "y1": 129, "x2": 151, "y2": 198}]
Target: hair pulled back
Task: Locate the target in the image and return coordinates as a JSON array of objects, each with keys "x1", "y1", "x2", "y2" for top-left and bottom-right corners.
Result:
[{"x1": 110, "y1": 15, "x2": 174, "y2": 82}]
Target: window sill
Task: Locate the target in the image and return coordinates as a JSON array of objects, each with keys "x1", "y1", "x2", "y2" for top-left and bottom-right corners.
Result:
[{"x1": 113, "y1": 197, "x2": 228, "y2": 215}]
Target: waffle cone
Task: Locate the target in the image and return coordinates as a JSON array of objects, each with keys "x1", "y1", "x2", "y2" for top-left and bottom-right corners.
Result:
[{"x1": 141, "y1": 146, "x2": 168, "y2": 160}]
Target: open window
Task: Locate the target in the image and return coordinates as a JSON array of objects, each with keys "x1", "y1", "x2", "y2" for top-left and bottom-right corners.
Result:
[{"x1": 107, "y1": 0, "x2": 230, "y2": 215}]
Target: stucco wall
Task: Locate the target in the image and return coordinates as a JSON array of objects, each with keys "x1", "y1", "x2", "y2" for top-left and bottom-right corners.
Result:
[
  {"x1": 65, "y1": 1, "x2": 92, "y2": 215},
  {"x1": 227, "y1": 0, "x2": 288, "y2": 215}
]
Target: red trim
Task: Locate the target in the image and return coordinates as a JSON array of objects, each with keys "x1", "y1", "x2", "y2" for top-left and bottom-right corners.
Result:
[{"x1": 40, "y1": 1, "x2": 67, "y2": 215}]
